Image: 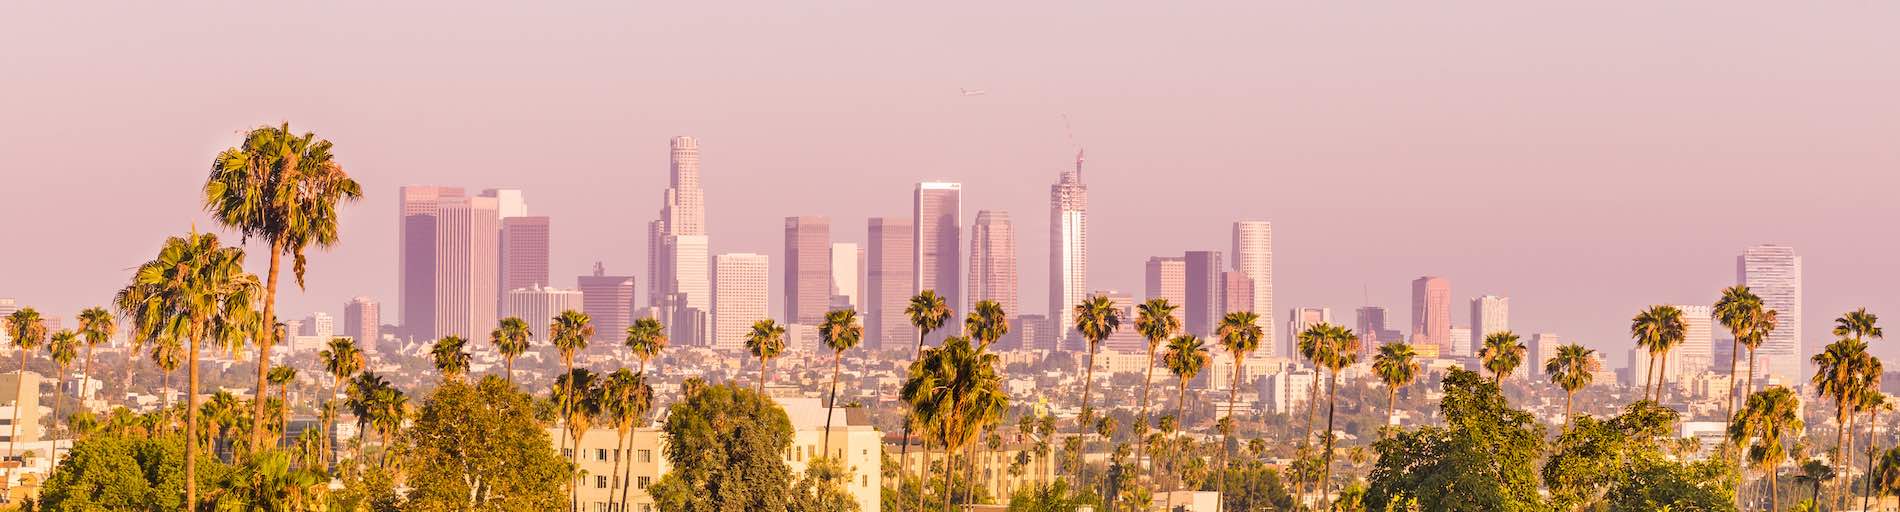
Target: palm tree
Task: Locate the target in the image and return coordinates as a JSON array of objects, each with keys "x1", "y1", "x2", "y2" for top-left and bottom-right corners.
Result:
[
  {"x1": 1317, "y1": 324, "x2": 1361, "y2": 507},
  {"x1": 46, "y1": 329, "x2": 78, "y2": 470},
  {"x1": 600, "y1": 368, "x2": 652, "y2": 511},
  {"x1": 151, "y1": 337, "x2": 183, "y2": 426},
  {"x1": 203, "y1": 123, "x2": 362, "y2": 450},
  {"x1": 1371, "y1": 342, "x2": 1419, "y2": 426},
  {"x1": 820, "y1": 309, "x2": 864, "y2": 456},
  {"x1": 1814, "y1": 337, "x2": 1876, "y2": 505},
  {"x1": 624, "y1": 316, "x2": 668, "y2": 375},
  {"x1": 1863, "y1": 390, "x2": 1893, "y2": 512},
  {"x1": 1714, "y1": 286, "x2": 1763, "y2": 426},
  {"x1": 120, "y1": 231, "x2": 262, "y2": 506},
  {"x1": 966, "y1": 300, "x2": 1010, "y2": 350},
  {"x1": 1835, "y1": 308, "x2": 1884, "y2": 343},
  {"x1": 318, "y1": 337, "x2": 364, "y2": 466},
  {"x1": 74, "y1": 307, "x2": 113, "y2": 408},
  {"x1": 430, "y1": 336, "x2": 472, "y2": 381},
  {"x1": 1073, "y1": 295, "x2": 1125, "y2": 449},
  {"x1": 746, "y1": 318, "x2": 787, "y2": 394},
  {"x1": 1544, "y1": 344, "x2": 1599, "y2": 429},
  {"x1": 266, "y1": 364, "x2": 297, "y2": 447},
  {"x1": 900, "y1": 335, "x2": 1007, "y2": 512},
  {"x1": 1095, "y1": 415, "x2": 1119, "y2": 502},
  {"x1": 4, "y1": 307, "x2": 47, "y2": 485},
  {"x1": 900, "y1": 290, "x2": 952, "y2": 493},
  {"x1": 1795, "y1": 459, "x2": 1836, "y2": 506},
  {"x1": 1631, "y1": 305, "x2": 1686, "y2": 402},
  {"x1": 1732, "y1": 386, "x2": 1803, "y2": 512},
  {"x1": 489, "y1": 316, "x2": 532, "y2": 386},
  {"x1": 1874, "y1": 447, "x2": 1900, "y2": 506},
  {"x1": 1215, "y1": 311, "x2": 1262, "y2": 510},
  {"x1": 1834, "y1": 308, "x2": 1884, "y2": 511},
  {"x1": 365, "y1": 382, "x2": 408, "y2": 465},
  {"x1": 1133, "y1": 298, "x2": 1180, "y2": 488},
  {"x1": 555, "y1": 368, "x2": 602, "y2": 511},
  {"x1": 549, "y1": 309, "x2": 595, "y2": 464},
  {"x1": 1477, "y1": 331, "x2": 1526, "y2": 386}
]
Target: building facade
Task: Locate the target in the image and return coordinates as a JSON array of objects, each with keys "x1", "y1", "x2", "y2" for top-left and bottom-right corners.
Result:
[
  {"x1": 577, "y1": 263, "x2": 637, "y2": 346},
  {"x1": 968, "y1": 210, "x2": 1020, "y2": 317},
  {"x1": 499, "y1": 216, "x2": 552, "y2": 296},
  {"x1": 1738, "y1": 244, "x2": 1802, "y2": 382},
  {"x1": 1232, "y1": 221, "x2": 1275, "y2": 357},
  {"x1": 915, "y1": 182, "x2": 962, "y2": 338},
  {"x1": 1183, "y1": 251, "x2": 1225, "y2": 338},
  {"x1": 1049, "y1": 165, "x2": 1089, "y2": 345},
  {"x1": 398, "y1": 185, "x2": 466, "y2": 340},
  {"x1": 784, "y1": 216, "x2": 832, "y2": 325},
  {"x1": 1410, "y1": 276, "x2": 1452, "y2": 355},
  {"x1": 433, "y1": 195, "x2": 500, "y2": 340},
  {"x1": 1470, "y1": 295, "x2": 1509, "y2": 356},
  {"x1": 502, "y1": 286, "x2": 585, "y2": 344},
  {"x1": 713, "y1": 253, "x2": 770, "y2": 352},
  {"x1": 867, "y1": 218, "x2": 915, "y2": 350}
]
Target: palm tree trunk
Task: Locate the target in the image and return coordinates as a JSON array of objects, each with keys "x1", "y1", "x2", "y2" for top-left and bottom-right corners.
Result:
[
  {"x1": 253, "y1": 239, "x2": 284, "y2": 451},
  {"x1": 185, "y1": 329, "x2": 203, "y2": 509},
  {"x1": 916, "y1": 437, "x2": 930, "y2": 512},
  {"x1": 900, "y1": 326, "x2": 926, "y2": 508},
  {"x1": 824, "y1": 352, "x2": 841, "y2": 456},
  {"x1": 1836, "y1": 406, "x2": 1851, "y2": 511},
  {"x1": 1387, "y1": 388, "x2": 1397, "y2": 428},
  {"x1": 1080, "y1": 342, "x2": 1099, "y2": 477},
  {"x1": 570, "y1": 430, "x2": 582, "y2": 512},
  {"x1": 1644, "y1": 354, "x2": 1656, "y2": 402},
  {"x1": 4, "y1": 349, "x2": 25, "y2": 488},
  {"x1": 1744, "y1": 348, "x2": 1758, "y2": 480},
  {"x1": 559, "y1": 358, "x2": 574, "y2": 512},
  {"x1": 1219, "y1": 354, "x2": 1240, "y2": 512},
  {"x1": 279, "y1": 386, "x2": 290, "y2": 449},
  {"x1": 1564, "y1": 391, "x2": 1575, "y2": 430},
  {"x1": 80, "y1": 345, "x2": 93, "y2": 415},
  {"x1": 943, "y1": 439, "x2": 956, "y2": 512},
  {"x1": 1843, "y1": 410, "x2": 1859, "y2": 511},
  {"x1": 1725, "y1": 335, "x2": 1741, "y2": 424},
  {"x1": 1658, "y1": 352, "x2": 1670, "y2": 403},
  {"x1": 1321, "y1": 370, "x2": 1340, "y2": 508},
  {"x1": 1865, "y1": 407, "x2": 1881, "y2": 512},
  {"x1": 619, "y1": 427, "x2": 635, "y2": 510},
  {"x1": 1770, "y1": 468, "x2": 1779, "y2": 512},
  {"x1": 504, "y1": 356, "x2": 514, "y2": 388},
  {"x1": 608, "y1": 429, "x2": 626, "y2": 512},
  {"x1": 757, "y1": 357, "x2": 768, "y2": 395},
  {"x1": 50, "y1": 365, "x2": 64, "y2": 475},
  {"x1": 1135, "y1": 342, "x2": 1159, "y2": 491}
]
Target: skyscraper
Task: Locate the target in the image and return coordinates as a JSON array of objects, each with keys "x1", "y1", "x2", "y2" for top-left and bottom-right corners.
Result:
[
  {"x1": 502, "y1": 285, "x2": 585, "y2": 343},
  {"x1": 1666, "y1": 304, "x2": 1715, "y2": 383},
  {"x1": 669, "y1": 234, "x2": 711, "y2": 345},
  {"x1": 1410, "y1": 276, "x2": 1452, "y2": 355},
  {"x1": 1221, "y1": 271, "x2": 1254, "y2": 318},
  {"x1": 867, "y1": 217, "x2": 915, "y2": 350},
  {"x1": 649, "y1": 136, "x2": 707, "y2": 307},
  {"x1": 968, "y1": 210, "x2": 1019, "y2": 317},
  {"x1": 1232, "y1": 221, "x2": 1275, "y2": 356},
  {"x1": 1529, "y1": 333, "x2": 1560, "y2": 378},
  {"x1": 1288, "y1": 307, "x2": 1333, "y2": 347},
  {"x1": 1144, "y1": 257, "x2": 1186, "y2": 323},
  {"x1": 1738, "y1": 244, "x2": 1802, "y2": 382},
  {"x1": 714, "y1": 253, "x2": 769, "y2": 352},
  {"x1": 1470, "y1": 295, "x2": 1509, "y2": 356},
  {"x1": 398, "y1": 185, "x2": 465, "y2": 339},
  {"x1": 577, "y1": 263, "x2": 636, "y2": 345},
  {"x1": 343, "y1": 297, "x2": 379, "y2": 349},
  {"x1": 1049, "y1": 161, "x2": 1088, "y2": 344},
  {"x1": 1184, "y1": 250, "x2": 1225, "y2": 338},
  {"x1": 784, "y1": 216, "x2": 832, "y2": 324},
  {"x1": 433, "y1": 195, "x2": 500, "y2": 340},
  {"x1": 1093, "y1": 290, "x2": 1143, "y2": 354},
  {"x1": 1356, "y1": 306, "x2": 1403, "y2": 359},
  {"x1": 500, "y1": 216, "x2": 551, "y2": 295},
  {"x1": 830, "y1": 243, "x2": 862, "y2": 311},
  {"x1": 480, "y1": 188, "x2": 529, "y2": 219},
  {"x1": 915, "y1": 182, "x2": 962, "y2": 340}
]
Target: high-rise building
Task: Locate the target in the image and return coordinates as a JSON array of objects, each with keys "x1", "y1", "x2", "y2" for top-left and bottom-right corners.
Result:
[
  {"x1": 1049, "y1": 160, "x2": 1089, "y2": 344},
  {"x1": 1470, "y1": 295, "x2": 1509, "y2": 356},
  {"x1": 1221, "y1": 271, "x2": 1253, "y2": 317},
  {"x1": 1666, "y1": 305, "x2": 1715, "y2": 383},
  {"x1": 500, "y1": 216, "x2": 551, "y2": 296},
  {"x1": 1738, "y1": 245, "x2": 1802, "y2": 382},
  {"x1": 669, "y1": 234, "x2": 711, "y2": 346},
  {"x1": 433, "y1": 195, "x2": 500, "y2": 340},
  {"x1": 343, "y1": 297, "x2": 380, "y2": 349},
  {"x1": 502, "y1": 285, "x2": 585, "y2": 343},
  {"x1": 915, "y1": 182, "x2": 962, "y2": 334},
  {"x1": 968, "y1": 210, "x2": 1019, "y2": 317},
  {"x1": 714, "y1": 253, "x2": 770, "y2": 352},
  {"x1": 398, "y1": 186, "x2": 466, "y2": 339},
  {"x1": 649, "y1": 136, "x2": 707, "y2": 308},
  {"x1": 1093, "y1": 290, "x2": 1144, "y2": 354},
  {"x1": 1448, "y1": 327, "x2": 1472, "y2": 358},
  {"x1": 1184, "y1": 250, "x2": 1225, "y2": 338},
  {"x1": 1288, "y1": 307, "x2": 1333, "y2": 346},
  {"x1": 1013, "y1": 314, "x2": 1052, "y2": 352},
  {"x1": 1232, "y1": 221, "x2": 1275, "y2": 357},
  {"x1": 480, "y1": 188, "x2": 529, "y2": 219},
  {"x1": 830, "y1": 242, "x2": 862, "y2": 311},
  {"x1": 784, "y1": 216, "x2": 832, "y2": 324},
  {"x1": 1410, "y1": 276, "x2": 1452, "y2": 355},
  {"x1": 867, "y1": 217, "x2": 915, "y2": 350},
  {"x1": 1356, "y1": 306, "x2": 1404, "y2": 359},
  {"x1": 1144, "y1": 257, "x2": 1186, "y2": 324},
  {"x1": 1529, "y1": 333, "x2": 1560, "y2": 378},
  {"x1": 577, "y1": 263, "x2": 636, "y2": 345}
]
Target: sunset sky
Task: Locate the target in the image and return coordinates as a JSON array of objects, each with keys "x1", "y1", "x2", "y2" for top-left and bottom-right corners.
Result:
[{"x1": 4, "y1": 2, "x2": 1896, "y2": 365}]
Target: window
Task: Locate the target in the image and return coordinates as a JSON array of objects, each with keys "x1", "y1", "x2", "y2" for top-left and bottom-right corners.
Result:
[
  {"x1": 862, "y1": 475, "x2": 869, "y2": 487},
  {"x1": 637, "y1": 449, "x2": 652, "y2": 463},
  {"x1": 638, "y1": 476, "x2": 651, "y2": 489},
  {"x1": 594, "y1": 503, "x2": 608, "y2": 512},
  {"x1": 597, "y1": 475, "x2": 609, "y2": 489},
  {"x1": 596, "y1": 449, "x2": 609, "y2": 461},
  {"x1": 639, "y1": 505, "x2": 653, "y2": 512},
  {"x1": 562, "y1": 448, "x2": 573, "y2": 459}
]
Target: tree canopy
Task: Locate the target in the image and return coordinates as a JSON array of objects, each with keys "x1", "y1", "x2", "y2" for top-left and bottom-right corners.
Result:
[
  {"x1": 648, "y1": 382, "x2": 796, "y2": 512},
  {"x1": 401, "y1": 375, "x2": 569, "y2": 511}
]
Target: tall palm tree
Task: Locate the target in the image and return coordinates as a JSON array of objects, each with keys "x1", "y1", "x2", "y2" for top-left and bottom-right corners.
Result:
[
  {"x1": 624, "y1": 316, "x2": 668, "y2": 376},
  {"x1": 489, "y1": 316, "x2": 532, "y2": 386},
  {"x1": 1132, "y1": 298, "x2": 1180, "y2": 489},
  {"x1": 121, "y1": 231, "x2": 261, "y2": 506},
  {"x1": 1159, "y1": 334, "x2": 1208, "y2": 488},
  {"x1": 1215, "y1": 311, "x2": 1262, "y2": 511},
  {"x1": 151, "y1": 337, "x2": 183, "y2": 427},
  {"x1": 4, "y1": 307, "x2": 47, "y2": 485},
  {"x1": 746, "y1": 319, "x2": 787, "y2": 394},
  {"x1": 430, "y1": 336, "x2": 472, "y2": 381},
  {"x1": 1477, "y1": 331, "x2": 1526, "y2": 386},
  {"x1": 1631, "y1": 305, "x2": 1686, "y2": 402},
  {"x1": 555, "y1": 368, "x2": 602, "y2": 512},
  {"x1": 1295, "y1": 322, "x2": 1327, "y2": 445},
  {"x1": 46, "y1": 329, "x2": 78, "y2": 471},
  {"x1": 1835, "y1": 308, "x2": 1883, "y2": 509},
  {"x1": 365, "y1": 381, "x2": 408, "y2": 466},
  {"x1": 966, "y1": 300, "x2": 1010, "y2": 350},
  {"x1": 1814, "y1": 337, "x2": 1876, "y2": 505},
  {"x1": 900, "y1": 290, "x2": 952, "y2": 491},
  {"x1": 111, "y1": 286, "x2": 157, "y2": 401},
  {"x1": 1714, "y1": 286, "x2": 1763, "y2": 426},
  {"x1": 1544, "y1": 344, "x2": 1599, "y2": 429},
  {"x1": 318, "y1": 337, "x2": 363, "y2": 465},
  {"x1": 74, "y1": 307, "x2": 113, "y2": 407},
  {"x1": 1835, "y1": 308, "x2": 1884, "y2": 343},
  {"x1": 549, "y1": 309, "x2": 595, "y2": 462},
  {"x1": 203, "y1": 123, "x2": 362, "y2": 449},
  {"x1": 1072, "y1": 295, "x2": 1125, "y2": 454},
  {"x1": 600, "y1": 368, "x2": 652, "y2": 511},
  {"x1": 1371, "y1": 342, "x2": 1419, "y2": 427},
  {"x1": 266, "y1": 364, "x2": 297, "y2": 448},
  {"x1": 1732, "y1": 386, "x2": 1803, "y2": 512},
  {"x1": 901, "y1": 335, "x2": 1007, "y2": 512},
  {"x1": 1317, "y1": 324, "x2": 1360, "y2": 507},
  {"x1": 820, "y1": 309, "x2": 863, "y2": 456},
  {"x1": 1864, "y1": 390, "x2": 1893, "y2": 512}
]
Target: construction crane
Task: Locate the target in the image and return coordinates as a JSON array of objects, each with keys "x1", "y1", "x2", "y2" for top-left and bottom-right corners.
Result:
[
  {"x1": 960, "y1": 88, "x2": 987, "y2": 96},
  {"x1": 1063, "y1": 114, "x2": 1085, "y2": 178}
]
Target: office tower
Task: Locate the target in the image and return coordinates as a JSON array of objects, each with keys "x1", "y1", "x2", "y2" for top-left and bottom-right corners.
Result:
[
  {"x1": 1049, "y1": 161, "x2": 1088, "y2": 344},
  {"x1": 830, "y1": 242, "x2": 862, "y2": 311},
  {"x1": 1356, "y1": 306, "x2": 1387, "y2": 342},
  {"x1": 1183, "y1": 250, "x2": 1225, "y2": 338},
  {"x1": 0, "y1": 299, "x2": 14, "y2": 345},
  {"x1": 1529, "y1": 333, "x2": 1560, "y2": 378},
  {"x1": 784, "y1": 216, "x2": 832, "y2": 324},
  {"x1": 915, "y1": 182, "x2": 962, "y2": 333},
  {"x1": 1221, "y1": 271, "x2": 1253, "y2": 317},
  {"x1": 714, "y1": 253, "x2": 770, "y2": 352},
  {"x1": 1093, "y1": 290, "x2": 1143, "y2": 354},
  {"x1": 500, "y1": 216, "x2": 551, "y2": 295},
  {"x1": 433, "y1": 195, "x2": 500, "y2": 340},
  {"x1": 867, "y1": 218, "x2": 916, "y2": 350},
  {"x1": 1738, "y1": 245, "x2": 1802, "y2": 382},
  {"x1": 480, "y1": 188, "x2": 529, "y2": 219},
  {"x1": 577, "y1": 263, "x2": 636, "y2": 345},
  {"x1": 398, "y1": 186, "x2": 466, "y2": 339},
  {"x1": 343, "y1": 297, "x2": 380, "y2": 350},
  {"x1": 1232, "y1": 221, "x2": 1275, "y2": 357},
  {"x1": 968, "y1": 210, "x2": 1019, "y2": 317},
  {"x1": 1470, "y1": 295, "x2": 1509, "y2": 356},
  {"x1": 1288, "y1": 307, "x2": 1333, "y2": 348},
  {"x1": 502, "y1": 286, "x2": 585, "y2": 343},
  {"x1": 669, "y1": 235, "x2": 711, "y2": 345},
  {"x1": 1666, "y1": 305, "x2": 1715, "y2": 383},
  {"x1": 1144, "y1": 257, "x2": 1187, "y2": 323},
  {"x1": 649, "y1": 136, "x2": 708, "y2": 307},
  {"x1": 299, "y1": 312, "x2": 335, "y2": 340},
  {"x1": 1410, "y1": 276, "x2": 1452, "y2": 355},
  {"x1": 1014, "y1": 314, "x2": 1052, "y2": 352},
  {"x1": 1448, "y1": 327, "x2": 1472, "y2": 357}
]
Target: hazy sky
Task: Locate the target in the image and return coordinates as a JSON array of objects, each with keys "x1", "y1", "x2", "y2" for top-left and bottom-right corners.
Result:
[{"x1": 4, "y1": 2, "x2": 1897, "y2": 366}]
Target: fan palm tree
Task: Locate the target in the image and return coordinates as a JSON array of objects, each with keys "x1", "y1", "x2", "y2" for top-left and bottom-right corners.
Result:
[
  {"x1": 74, "y1": 307, "x2": 113, "y2": 407},
  {"x1": 900, "y1": 335, "x2": 1007, "y2": 512},
  {"x1": 1317, "y1": 324, "x2": 1361, "y2": 507},
  {"x1": 1371, "y1": 342, "x2": 1419, "y2": 426},
  {"x1": 624, "y1": 316, "x2": 668, "y2": 376},
  {"x1": 1835, "y1": 308, "x2": 1884, "y2": 508},
  {"x1": 489, "y1": 316, "x2": 532, "y2": 386},
  {"x1": 4, "y1": 307, "x2": 47, "y2": 485},
  {"x1": 46, "y1": 329, "x2": 78, "y2": 470},
  {"x1": 549, "y1": 309, "x2": 595, "y2": 461},
  {"x1": 120, "y1": 231, "x2": 262, "y2": 506},
  {"x1": 1073, "y1": 295, "x2": 1125, "y2": 446},
  {"x1": 1133, "y1": 298, "x2": 1181, "y2": 487},
  {"x1": 266, "y1": 364, "x2": 297, "y2": 447},
  {"x1": 111, "y1": 286, "x2": 157, "y2": 400},
  {"x1": 1835, "y1": 308, "x2": 1884, "y2": 343},
  {"x1": 900, "y1": 290, "x2": 952, "y2": 489},
  {"x1": 1864, "y1": 390, "x2": 1894, "y2": 512},
  {"x1": 1874, "y1": 447, "x2": 1900, "y2": 506},
  {"x1": 1732, "y1": 386, "x2": 1803, "y2": 512},
  {"x1": 1215, "y1": 311, "x2": 1262, "y2": 508},
  {"x1": 746, "y1": 318, "x2": 787, "y2": 394},
  {"x1": 1814, "y1": 337, "x2": 1877, "y2": 504},
  {"x1": 366, "y1": 382, "x2": 408, "y2": 465},
  {"x1": 1795, "y1": 459, "x2": 1835, "y2": 506},
  {"x1": 203, "y1": 123, "x2": 362, "y2": 450},
  {"x1": 1714, "y1": 286, "x2": 1763, "y2": 426},
  {"x1": 151, "y1": 337, "x2": 183, "y2": 426},
  {"x1": 318, "y1": 337, "x2": 363, "y2": 465},
  {"x1": 601, "y1": 368, "x2": 652, "y2": 511},
  {"x1": 554, "y1": 368, "x2": 602, "y2": 511},
  {"x1": 966, "y1": 300, "x2": 1010, "y2": 350},
  {"x1": 430, "y1": 336, "x2": 472, "y2": 381},
  {"x1": 1296, "y1": 322, "x2": 1328, "y2": 446},
  {"x1": 1478, "y1": 331, "x2": 1526, "y2": 386},
  {"x1": 1096, "y1": 415, "x2": 1119, "y2": 502},
  {"x1": 1544, "y1": 343, "x2": 1599, "y2": 429},
  {"x1": 820, "y1": 309, "x2": 864, "y2": 455},
  {"x1": 1631, "y1": 305, "x2": 1686, "y2": 402}
]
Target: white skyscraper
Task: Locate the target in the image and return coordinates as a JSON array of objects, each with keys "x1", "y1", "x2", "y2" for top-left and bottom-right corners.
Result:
[
  {"x1": 1448, "y1": 327, "x2": 1473, "y2": 358},
  {"x1": 502, "y1": 286, "x2": 585, "y2": 343},
  {"x1": 1470, "y1": 295, "x2": 1509, "y2": 356},
  {"x1": 1232, "y1": 221, "x2": 1274, "y2": 355},
  {"x1": 1288, "y1": 307, "x2": 1333, "y2": 349},
  {"x1": 714, "y1": 253, "x2": 770, "y2": 352},
  {"x1": 1050, "y1": 154, "x2": 1088, "y2": 343},
  {"x1": 649, "y1": 136, "x2": 708, "y2": 307},
  {"x1": 433, "y1": 195, "x2": 500, "y2": 340},
  {"x1": 915, "y1": 182, "x2": 963, "y2": 329},
  {"x1": 830, "y1": 242, "x2": 862, "y2": 310},
  {"x1": 671, "y1": 235, "x2": 711, "y2": 314},
  {"x1": 480, "y1": 188, "x2": 529, "y2": 219},
  {"x1": 1529, "y1": 333, "x2": 1560, "y2": 378},
  {"x1": 1739, "y1": 245, "x2": 1802, "y2": 382},
  {"x1": 1666, "y1": 305, "x2": 1715, "y2": 384}
]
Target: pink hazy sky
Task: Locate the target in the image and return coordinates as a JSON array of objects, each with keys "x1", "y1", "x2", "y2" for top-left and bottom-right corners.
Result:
[{"x1": 3, "y1": 2, "x2": 1897, "y2": 366}]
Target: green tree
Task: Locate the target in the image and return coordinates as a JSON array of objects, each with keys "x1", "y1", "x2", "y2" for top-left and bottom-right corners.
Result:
[
  {"x1": 649, "y1": 382, "x2": 797, "y2": 512},
  {"x1": 1733, "y1": 386, "x2": 1802, "y2": 512},
  {"x1": 1160, "y1": 334, "x2": 1209, "y2": 488},
  {"x1": 490, "y1": 316, "x2": 532, "y2": 386},
  {"x1": 821, "y1": 308, "x2": 864, "y2": 456},
  {"x1": 791, "y1": 455, "x2": 862, "y2": 512},
  {"x1": 75, "y1": 306, "x2": 113, "y2": 411},
  {"x1": 205, "y1": 449, "x2": 328, "y2": 511},
  {"x1": 1372, "y1": 342, "x2": 1420, "y2": 426},
  {"x1": 1072, "y1": 295, "x2": 1125, "y2": 461},
  {"x1": 1365, "y1": 369, "x2": 1544, "y2": 511},
  {"x1": 1316, "y1": 323, "x2": 1361, "y2": 507},
  {"x1": 1478, "y1": 331, "x2": 1526, "y2": 386},
  {"x1": 903, "y1": 335, "x2": 1008, "y2": 511},
  {"x1": 430, "y1": 335, "x2": 472, "y2": 381},
  {"x1": 266, "y1": 364, "x2": 297, "y2": 447},
  {"x1": 747, "y1": 318, "x2": 788, "y2": 394},
  {"x1": 203, "y1": 123, "x2": 362, "y2": 451},
  {"x1": 4, "y1": 307, "x2": 48, "y2": 486},
  {"x1": 624, "y1": 316, "x2": 668, "y2": 376},
  {"x1": 1714, "y1": 286, "x2": 1763, "y2": 430},
  {"x1": 39, "y1": 431, "x2": 233, "y2": 511},
  {"x1": 900, "y1": 289, "x2": 953, "y2": 503},
  {"x1": 318, "y1": 337, "x2": 364, "y2": 466},
  {"x1": 1216, "y1": 311, "x2": 1262, "y2": 506},
  {"x1": 549, "y1": 309, "x2": 594, "y2": 468},
  {"x1": 48, "y1": 329, "x2": 79, "y2": 471},
  {"x1": 401, "y1": 375, "x2": 569, "y2": 511},
  {"x1": 601, "y1": 369, "x2": 654, "y2": 510},
  {"x1": 1631, "y1": 305, "x2": 1686, "y2": 402},
  {"x1": 554, "y1": 368, "x2": 603, "y2": 510},
  {"x1": 1545, "y1": 343, "x2": 1600, "y2": 429},
  {"x1": 1133, "y1": 298, "x2": 1181, "y2": 492},
  {"x1": 1813, "y1": 337, "x2": 1876, "y2": 506},
  {"x1": 1545, "y1": 402, "x2": 1735, "y2": 512}
]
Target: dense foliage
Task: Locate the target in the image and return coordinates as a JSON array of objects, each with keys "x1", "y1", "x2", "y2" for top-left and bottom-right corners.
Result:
[
  {"x1": 1366, "y1": 368, "x2": 1545, "y2": 511},
  {"x1": 648, "y1": 382, "x2": 797, "y2": 512},
  {"x1": 401, "y1": 375, "x2": 568, "y2": 511}
]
